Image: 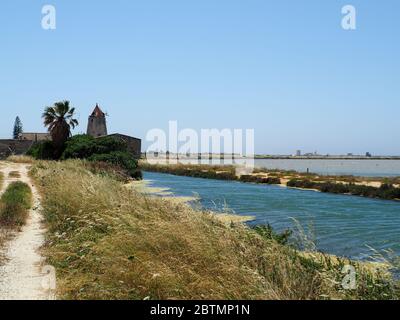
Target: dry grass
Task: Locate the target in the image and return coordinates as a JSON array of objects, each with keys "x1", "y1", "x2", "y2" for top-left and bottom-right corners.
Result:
[
  {"x1": 0, "y1": 171, "x2": 3, "y2": 191},
  {"x1": 0, "y1": 171, "x2": 5, "y2": 260},
  {"x1": 6, "y1": 155, "x2": 35, "y2": 164},
  {"x1": 31, "y1": 160, "x2": 399, "y2": 300},
  {"x1": 8, "y1": 171, "x2": 21, "y2": 178},
  {"x1": 0, "y1": 229, "x2": 10, "y2": 265}
]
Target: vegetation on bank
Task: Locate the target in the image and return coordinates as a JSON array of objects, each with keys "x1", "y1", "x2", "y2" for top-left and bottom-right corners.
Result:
[
  {"x1": 253, "y1": 224, "x2": 292, "y2": 245},
  {"x1": 140, "y1": 162, "x2": 237, "y2": 180},
  {"x1": 140, "y1": 163, "x2": 400, "y2": 201},
  {"x1": 140, "y1": 162, "x2": 281, "y2": 185},
  {"x1": 240, "y1": 175, "x2": 281, "y2": 185},
  {"x1": 31, "y1": 160, "x2": 399, "y2": 300},
  {"x1": 287, "y1": 179, "x2": 400, "y2": 200},
  {"x1": 0, "y1": 181, "x2": 32, "y2": 227},
  {"x1": 28, "y1": 134, "x2": 141, "y2": 180}
]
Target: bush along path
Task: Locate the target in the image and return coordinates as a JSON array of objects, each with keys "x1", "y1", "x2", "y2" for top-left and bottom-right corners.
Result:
[{"x1": 0, "y1": 161, "x2": 54, "y2": 300}]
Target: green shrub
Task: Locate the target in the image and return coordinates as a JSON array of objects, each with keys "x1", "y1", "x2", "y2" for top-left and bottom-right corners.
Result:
[
  {"x1": 287, "y1": 179, "x2": 316, "y2": 189},
  {"x1": 26, "y1": 141, "x2": 56, "y2": 160},
  {"x1": 88, "y1": 152, "x2": 142, "y2": 180},
  {"x1": 0, "y1": 181, "x2": 32, "y2": 226},
  {"x1": 61, "y1": 135, "x2": 96, "y2": 159},
  {"x1": 61, "y1": 135, "x2": 128, "y2": 159},
  {"x1": 253, "y1": 224, "x2": 293, "y2": 245},
  {"x1": 83, "y1": 161, "x2": 133, "y2": 182},
  {"x1": 319, "y1": 182, "x2": 350, "y2": 194},
  {"x1": 240, "y1": 175, "x2": 281, "y2": 184}
]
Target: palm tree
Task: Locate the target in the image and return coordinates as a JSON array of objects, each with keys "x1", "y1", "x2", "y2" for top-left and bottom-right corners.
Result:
[{"x1": 42, "y1": 101, "x2": 79, "y2": 153}]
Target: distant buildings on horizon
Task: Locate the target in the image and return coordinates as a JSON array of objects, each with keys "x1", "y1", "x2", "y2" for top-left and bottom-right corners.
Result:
[{"x1": 292, "y1": 150, "x2": 375, "y2": 158}]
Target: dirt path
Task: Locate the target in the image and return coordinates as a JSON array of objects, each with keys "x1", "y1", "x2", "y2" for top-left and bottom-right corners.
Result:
[{"x1": 0, "y1": 162, "x2": 54, "y2": 300}]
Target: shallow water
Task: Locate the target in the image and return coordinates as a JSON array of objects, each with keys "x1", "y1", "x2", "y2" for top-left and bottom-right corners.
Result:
[{"x1": 144, "y1": 171, "x2": 400, "y2": 261}]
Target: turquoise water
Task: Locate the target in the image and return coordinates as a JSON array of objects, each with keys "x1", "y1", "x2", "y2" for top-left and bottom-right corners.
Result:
[{"x1": 144, "y1": 171, "x2": 400, "y2": 261}]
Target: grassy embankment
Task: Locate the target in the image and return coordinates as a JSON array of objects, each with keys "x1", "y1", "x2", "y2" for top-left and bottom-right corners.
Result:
[
  {"x1": 30, "y1": 159, "x2": 399, "y2": 300},
  {"x1": 140, "y1": 162, "x2": 400, "y2": 201}
]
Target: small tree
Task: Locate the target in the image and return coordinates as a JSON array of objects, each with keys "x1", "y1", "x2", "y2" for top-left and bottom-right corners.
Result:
[{"x1": 13, "y1": 116, "x2": 23, "y2": 139}]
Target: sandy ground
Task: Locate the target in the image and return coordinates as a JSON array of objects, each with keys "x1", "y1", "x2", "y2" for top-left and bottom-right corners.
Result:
[{"x1": 0, "y1": 162, "x2": 55, "y2": 300}]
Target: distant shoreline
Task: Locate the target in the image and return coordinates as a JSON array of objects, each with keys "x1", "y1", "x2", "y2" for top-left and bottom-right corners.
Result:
[
  {"x1": 144, "y1": 154, "x2": 400, "y2": 161},
  {"x1": 254, "y1": 156, "x2": 400, "y2": 160}
]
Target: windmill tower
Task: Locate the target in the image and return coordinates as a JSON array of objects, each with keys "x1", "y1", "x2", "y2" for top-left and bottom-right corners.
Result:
[{"x1": 87, "y1": 104, "x2": 108, "y2": 137}]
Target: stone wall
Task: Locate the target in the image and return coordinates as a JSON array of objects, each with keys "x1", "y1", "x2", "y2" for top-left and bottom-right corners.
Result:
[
  {"x1": 0, "y1": 140, "x2": 34, "y2": 159},
  {"x1": 20, "y1": 133, "x2": 51, "y2": 142},
  {"x1": 106, "y1": 134, "x2": 141, "y2": 158}
]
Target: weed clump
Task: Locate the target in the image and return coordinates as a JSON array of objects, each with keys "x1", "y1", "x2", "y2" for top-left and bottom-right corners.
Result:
[{"x1": 0, "y1": 181, "x2": 32, "y2": 226}]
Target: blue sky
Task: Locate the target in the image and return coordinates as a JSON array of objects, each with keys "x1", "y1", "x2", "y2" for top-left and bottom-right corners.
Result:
[{"x1": 0, "y1": 0, "x2": 399, "y2": 155}]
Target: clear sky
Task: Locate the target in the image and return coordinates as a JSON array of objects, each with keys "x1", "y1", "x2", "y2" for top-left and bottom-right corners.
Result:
[{"x1": 0, "y1": 0, "x2": 399, "y2": 155}]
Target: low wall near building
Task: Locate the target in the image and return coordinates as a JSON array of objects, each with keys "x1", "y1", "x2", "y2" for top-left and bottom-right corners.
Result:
[
  {"x1": 106, "y1": 134, "x2": 142, "y2": 158},
  {"x1": 0, "y1": 140, "x2": 34, "y2": 159}
]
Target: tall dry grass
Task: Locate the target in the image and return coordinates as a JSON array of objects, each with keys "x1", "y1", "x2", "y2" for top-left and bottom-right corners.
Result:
[
  {"x1": 0, "y1": 171, "x2": 3, "y2": 191},
  {"x1": 6, "y1": 155, "x2": 35, "y2": 164},
  {"x1": 8, "y1": 171, "x2": 21, "y2": 178},
  {"x1": 0, "y1": 171, "x2": 4, "y2": 255},
  {"x1": 31, "y1": 160, "x2": 399, "y2": 300}
]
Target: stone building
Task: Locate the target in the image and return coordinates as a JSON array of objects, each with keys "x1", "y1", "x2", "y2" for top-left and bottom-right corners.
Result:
[
  {"x1": 86, "y1": 104, "x2": 142, "y2": 158},
  {"x1": 107, "y1": 133, "x2": 142, "y2": 158}
]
